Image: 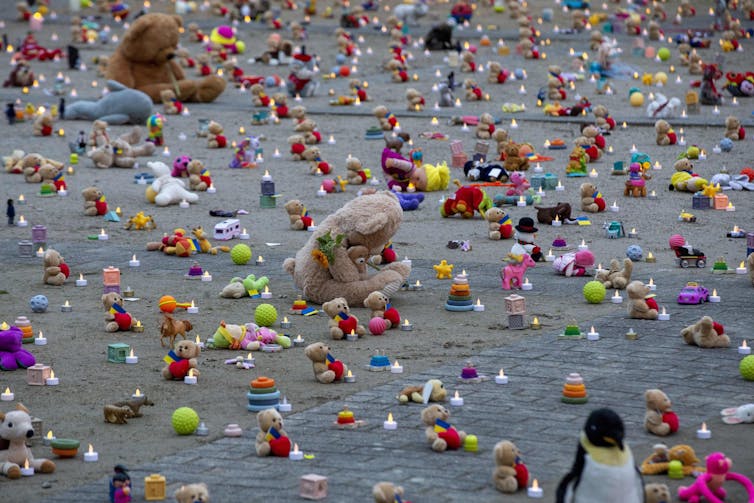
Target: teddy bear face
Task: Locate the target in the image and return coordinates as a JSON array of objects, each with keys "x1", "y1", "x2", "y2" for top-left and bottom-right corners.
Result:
[
  {"x1": 645, "y1": 389, "x2": 672, "y2": 412},
  {"x1": 174, "y1": 483, "x2": 210, "y2": 503},
  {"x1": 674, "y1": 158, "x2": 693, "y2": 172},
  {"x1": 301, "y1": 147, "x2": 320, "y2": 161},
  {"x1": 645, "y1": 483, "x2": 671, "y2": 503},
  {"x1": 485, "y1": 207, "x2": 506, "y2": 223},
  {"x1": 250, "y1": 83, "x2": 264, "y2": 96},
  {"x1": 81, "y1": 186, "x2": 103, "y2": 201},
  {"x1": 257, "y1": 408, "x2": 284, "y2": 432},
  {"x1": 726, "y1": 116, "x2": 740, "y2": 129},
  {"x1": 627, "y1": 280, "x2": 651, "y2": 299},
  {"x1": 160, "y1": 89, "x2": 176, "y2": 101},
  {"x1": 285, "y1": 199, "x2": 305, "y2": 215},
  {"x1": 655, "y1": 120, "x2": 670, "y2": 133},
  {"x1": 494, "y1": 440, "x2": 520, "y2": 465},
  {"x1": 44, "y1": 249, "x2": 63, "y2": 267},
  {"x1": 580, "y1": 182, "x2": 598, "y2": 197},
  {"x1": 207, "y1": 121, "x2": 223, "y2": 134},
  {"x1": 102, "y1": 292, "x2": 124, "y2": 309},
  {"x1": 479, "y1": 113, "x2": 494, "y2": 124},
  {"x1": 304, "y1": 342, "x2": 330, "y2": 363},
  {"x1": 421, "y1": 404, "x2": 450, "y2": 426},
  {"x1": 187, "y1": 159, "x2": 204, "y2": 175},
  {"x1": 322, "y1": 297, "x2": 351, "y2": 318},
  {"x1": 175, "y1": 340, "x2": 201, "y2": 359},
  {"x1": 295, "y1": 119, "x2": 317, "y2": 133},
  {"x1": 120, "y1": 14, "x2": 182, "y2": 64},
  {"x1": 364, "y1": 291, "x2": 389, "y2": 310},
  {"x1": 504, "y1": 143, "x2": 520, "y2": 157},
  {"x1": 346, "y1": 157, "x2": 362, "y2": 170},
  {"x1": 373, "y1": 105, "x2": 388, "y2": 118}
]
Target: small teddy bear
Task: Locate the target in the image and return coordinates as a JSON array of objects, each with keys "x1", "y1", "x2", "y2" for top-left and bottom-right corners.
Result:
[
  {"x1": 681, "y1": 316, "x2": 730, "y2": 348},
  {"x1": 463, "y1": 78, "x2": 485, "y2": 101},
  {"x1": 547, "y1": 65, "x2": 566, "y2": 101},
  {"x1": 421, "y1": 404, "x2": 467, "y2": 452},
  {"x1": 363, "y1": 291, "x2": 401, "y2": 329},
  {"x1": 174, "y1": 483, "x2": 210, "y2": 503},
  {"x1": 304, "y1": 342, "x2": 348, "y2": 383},
  {"x1": 460, "y1": 50, "x2": 476, "y2": 72},
  {"x1": 405, "y1": 88, "x2": 425, "y2": 111},
  {"x1": 345, "y1": 156, "x2": 368, "y2": 185},
  {"x1": 160, "y1": 89, "x2": 183, "y2": 115},
  {"x1": 82, "y1": 186, "x2": 107, "y2": 216},
  {"x1": 162, "y1": 339, "x2": 201, "y2": 380},
  {"x1": 595, "y1": 258, "x2": 633, "y2": 290},
  {"x1": 579, "y1": 182, "x2": 606, "y2": 213},
  {"x1": 397, "y1": 379, "x2": 447, "y2": 404},
  {"x1": 484, "y1": 207, "x2": 514, "y2": 240},
  {"x1": 592, "y1": 104, "x2": 615, "y2": 131},
  {"x1": 487, "y1": 62, "x2": 510, "y2": 84},
  {"x1": 373, "y1": 105, "x2": 398, "y2": 131},
  {"x1": 725, "y1": 115, "x2": 745, "y2": 141},
  {"x1": 295, "y1": 118, "x2": 322, "y2": 145},
  {"x1": 655, "y1": 119, "x2": 677, "y2": 146},
  {"x1": 322, "y1": 297, "x2": 366, "y2": 339},
  {"x1": 644, "y1": 389, "x2": 679, "y2": 436},
  {"x1": 476, "y1": 113, "x2": 496, "y2": 140},
  {"x1": 43, "y1": 249, "x2": 70, "y2": 286},
  {"x1": 288, "y1": 134, "x2": 307, "y2": 160},
  {"x1": 372, "y1": 482, "x2": 409, "y2": 503},
  {"x1": 250, "y1": 83, "x2": 271, "y2": 107},
  {"x1": 32, "y1": 111, "x2": 53, "y2": 137},
  {"x1": 102, "y1": 292, "x2": 137, "y2": 332},
  {"x1": 283, "y1": 199, "x2": 313, "y2": 230},
  {"x1": 589, "y1": 30, "x2": 604, "y2": 51},
  {"x1": 206, "y1": 121, "x2": 227, "y2": 148},
  {"x1": 626, "y1": 280, "x2": 658, "y2": 320},
  {"x1": 187, "y1": 159, "x2": 211, "y2": 191},
  {"x1": 491, "y1": 129, "x2": 509, "y2": 156},
  {"x1": 255, "y1": 408, "x2": 291, "y2": 457},
  {"x1": 503, "y1": 142, "x2": 528, "y2": 172},
  {"x1": 645, "y1": 483, "x2": 671, "y2": 503},
  {"x1": 492, "y1": 440, "x2": 529, "y2": 493}
]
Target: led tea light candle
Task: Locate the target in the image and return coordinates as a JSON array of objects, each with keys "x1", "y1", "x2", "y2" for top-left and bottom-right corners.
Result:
[
  {"x1": 17, "y1": 216, "x2": 28, "y2": 227},
  {"x1": 184, "y1": 368, "x2": 197, "y2": 384},
  {"x1": 162, "y1": 146, "x2": 170, "y2": 156},
  {"x1": 450, "y1": 390, "x2": 464, "y2": 407},
  {"x1": 61, "y1": 300, "x2": 72, "y2": 313},
  {"x1": 533, "y1": 162, "x2": 543, "y2": 173},
  {"x1": 495, "y1": 369, "x2": 509, "y2": 384},
  {"x1": 578, "y1": 240, "x2": 588, "y2": 251},
  {"x1": 648, "y1": 190, "x2": 657, "y2": 200},
  {"x1": 125, "y1": 348, "x2": 138, "y2": 364},
  {"x1": 410, "y1": 280, "x2": 424, "y2": 291},
  {"x1": 344, "y1": 370, "x2": 356, "y2": 383},
  {"x1": 98, "y1": 228, "x2": 108, "y2": 240},
  {"x1": 129, "y1": 254, "x2": 140, "y2": 267},
  {"x1": 195, "y1": 335, "x2": 205, "y2": 350},
  {"x1": 630, "y1": 144, "x2": 637, "y2": 153},
  {"x1": 518, "y1": 84, "x2": 526, "y2": 95},
  {"x1": 530, "y1": 317, "x2": 541, "y2": 330},
  {"x1": 84, "y1": 444, "x2": 99, "y2": 462},
  {"x1": 589, "y1": 168, "x2": 598, "y2": 178},
  {"x1": 187, "y1": 300, "x2": 199, "y2": 314},
  {"x1": 657, "y1": 307, "x2": 670, "y2": 321},
  {"x1": 647, "y1": 278, "x2": 656, "y2": 291},
  {"x1": 646, "y1": 251, "x2": 656, "y2": 263},
  {"x1": 473, "y1": 298, "x2": 485, "y2": 311},
  {"x1": 736, "y1": 261, "x2": 747, "y2": 274},
  {"x1": 316, "y1": 185, "x2": 327, "y2": 197},
  {"x1": 537, "y1": 187, "x2": 545, "y2": 198},
  {"x1": 383, "y1": 412, "x2": 397, "y2": 430},
  {"x1": 709, "y1": 289, "x2": 720, "y2": 303},
  {"x1": 46, "y1": 370, "x2": 59, "y2": 386},
  {"x1": 517, "y1": 195, "x2": 526, "y2": 207},
  {"x1": 610, "y1": 201, "x2": 620, "y2": 212},
  {"x1": 545, "y1": 249, "x2": 555, "y2": 262},
  {"x1": 35, "y1": 331, "x2": 47, "y2": 345},
  {"x1": 696, "y1": 422, "x2": 711, "y2": 439},
  {"x1": 726, "y1": 202, "x2": 735, "y2": 212},
  {"x1": 132, "y1": 320, "x2": 144, "y2": 333},
  {"x1": 278, "y1": 396, "x2": 292, "y2": 412},
  {"x1": 42, "y1": 430, "x2": 55, "y2": 446},
  {"x1": 328, "y1": 135, "x2": 336, "y2": 145},
  {"x1": 555, "y1": 180, "x2": 564, "y2": 192},
  {"x1": 36, "y1": 247, "x2": 45, "y2": 258},
  {"x1": 401, "y1": 319, "x2": 413, "y2": 331},
  {"x1": 20, "y1": 459, "x2": 34, "y2": 477},
  {"x1": 739, "y1": 340, "x2": 751, "y2": 355},
  {"x1": 461, "y1": 123, "x2": 469, "y2": 132},
  {"x1": 628, "y1": 228, "x2": 637, "y2": 238},
  {"x1": 679, "y1": 136, "x2": 686, "y2": 146},
  {"x1": 179, "y1": 199, "x2": 190, "y2": 209},
  {"x1": 201, "y1": 271, "x2": 212, "y2": 282},
  {"x1": 17, "y1": 194, "x2": 25, "y2": 205},
  {"x1": 280, "y1": 317, "x2": 292, "y2": 330},
  {"x1": 607, "y1": 145, "x2": 614, "y2": 155},
  {"x1": 260, "y1": 285, "x2": 272, "y2": 300},
  {"x1": 527, "y1": 479, "x2": 543, "y2": 498},
  {"x1": 131, "y1": 388, "x2": 144, "y2": 402},
  {"x1": 346, "y1": 329, "x2": 358, "y2": 342},
  {"x1": 391, "y1": 361, "x2": 403, "y2": 374},
  {"x1": 239, "y1": 228, "x2": 250, "y2": 240},
  {"x1": 289, "y1": 443, "x2": 304, "y2": 460},
  {"x1": 1, "y1": 387, "x2": 14, "y2": 401},
  {"x1": 699, "y1": 150, "x2": 707, "y2": 161},
  {"x1": 510, "y1": 119, "x2": 518, "y2": 129},
  {"x1": 611, "y1": 290, "x2": 623, "y2": 304},
  {"x1": 521, "y1": 278, "x2": 533, "y2": 291}
]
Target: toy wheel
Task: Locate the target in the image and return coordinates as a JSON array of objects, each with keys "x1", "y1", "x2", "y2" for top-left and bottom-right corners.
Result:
[
  {"x1": 696, "y1": 259, "x2": 706, "y2": 268},
  {"x1": 680, "y1": 259, "x2": 690, "y2": 268}
]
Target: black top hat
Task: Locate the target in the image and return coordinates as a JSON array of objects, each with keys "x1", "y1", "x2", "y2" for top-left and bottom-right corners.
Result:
[{"x1": 515, "y1": 217, "x2": 538, "y2": 234}]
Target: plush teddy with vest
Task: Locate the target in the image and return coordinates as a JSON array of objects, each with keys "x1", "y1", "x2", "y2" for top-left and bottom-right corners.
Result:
[
  {"x1": 421, "y1": 404, "x2": 467, "y2": 452},
  {"x1": 725, "y1": 115, "x2": 746, "y2": 141},
  {"x1": 102, "y1": 293, "x2": 137, "y2": 332},
  {"x1": 363, "y1": 291, "x2": 401, "y2": 329},
  {"x1": 284, "y1": 199, "x2": 313, "y2": 230},
  {"x1": 655, "y1": 119, "x2": 677, "y2": 146},
  {"x1": 82, "y1": 186, "x2": 107, "y2": 216},
  {"x1": 323, "y1": 297, "x2": 367, "y2": 339},
  {"x1": 626, "y1": 280, "x2": 658, "y2": 320},
  {"x1": 255, "y1": 408, "x2": 291, "y2": 457},
  {"x1": 580, "y1": 182, "x2": 606, "y2": 212},
  {"x1": 492, "y1": 440, "x2": 529, "y2": 493},
  {"x1": 162, "y1": 339, "x2": 200, "y2": 380},
  {"x1": 305, "y1": 342, "x2": 347, "y2": 383},
  {"x1": 43, "y1": 249, "x2": 70, "y2": 286},
  {"x1": 484, "y1": 207, "x2": 514, "y2": 240},
  {"x1": 0, "y1": 404, "x2": 56, "y2": 479},
  {"x1": 681, "y1": 316, "x2": 730, "y2": 348},
  {"x1": 644, "y1": 389, "x2": 679, "y2": 436}
]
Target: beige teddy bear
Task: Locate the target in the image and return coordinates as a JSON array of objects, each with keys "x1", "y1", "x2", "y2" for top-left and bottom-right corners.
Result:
[
  {"x1": 476, "y1": 113, "x2": 496, "y2": 140},
  {"x1": 295, "y1": 119, "x2": 321, "y2": 145},
  {"x1": 680, "y1": 316, "x2": 730, "y2": 348},
  {"x1": 304, "y1": 342, "x2": 348, "y2": 383},
  {"x1": 187, "y1": 159, "x2": 210, "y2": 191},
  {"x1": 43, "y1": 249, "x2": 68, "y2": 286},
  {"x1": 174, "y1": 483, "x2": 210, "y2": 503},
  {"x1": 363, "y1": 290, "x2": 401, "y2": 329},
  {"x1": 491, "y1": 129, "x2": 509, "y2": 155},
  {"x1": 284, "y1": 199, "x2": 310, "y2": 230},
  {"x1": 492, "y1": 440, "x2": 525, "y2": 493},
  {"x1": 503, "y1": 142, "x2": 528, "y2": 172},
  {"x1": 255, "y1": 408, "x2": 288, "y2": 456},
  {"x1": 206, "y1": 121, "x2": 227, "y2": 148},
  {"x1": 88, "y1": 120, "x2": 110, "y2": 147},
  {"x1": 595, "y1": 258, "x2": 633, "y2": 290},
  {"x1": 626, "y1": 280, "x2": 658, "y2": 320},
  {"x1": 372, "y1": 482, "x2": 406, "y2": 503},
  {"x1": 421, "y1": 404, "x2": 467, "y2": 452},
  {"x1": 24, "y1": 161, "x2": 58, "y2": 184},
  {"x1": 89, "y1": 138, "x2": 156, "y2": 169},
  {"x1": 655, "y1": 119, "x2": 674, "y2": 146},
  {"x1": 81, "y1": 186, "x2": 105, "y2": 216},
  {"x1": 645, "y1": 483, "x2": 671, "y2": 503},
  {"x1": 725, "y1": 115, "x2": 744, "y2": 141},
  {"x1": 397, "y1": 379, "x2": 447, "y2": 404},
  {"x1": 162, "y1": 339, "x2": 200, "y2": 379},
  {"x1": 405, "y1": 88, "x2": 425, "y2": 111},
  {"x1": 460, "y1": 50, "x2": 476, "y2": 72},
  {"x1": 373, "y1": 105, "x2": 396, "y2": 131},
  {"x1": 32, "y1": 111, "x2": 54, "y2": 137},
  {"x1": 589, "y1": 30, "x2": 604, "y2": 50},
  {"x1": 345, "y1": 156, "x2": 367, "y2": 185},
  {"x1": 102, "y1": 292, "x2": 138, "y2": 332},
  {"x1": 579, "y1": 182, "x2": 605, "y2": 213},
  {"x1": 547, "y1": 66, "x2": 565, "y2": 101},
  {"x1": 160, "y1": 89, "x2": 181, "y2": 115},
  {"x1": 644, "y1": 389, "x2": 676, "y2": 436},
  {"x1": 322, "y1": 297, "x2": 367, "y2": 339},
  {"x1": 463, "y1": 78, "x2": 484, "y2": 101},
  {"x1": 484, "y1": 207, "x2": 513, "y2": 240}
]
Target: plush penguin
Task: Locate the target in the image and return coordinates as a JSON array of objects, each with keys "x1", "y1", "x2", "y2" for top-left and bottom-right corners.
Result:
[{"x1": 556, "y1": 408, "x2": 644, "y2": 503}]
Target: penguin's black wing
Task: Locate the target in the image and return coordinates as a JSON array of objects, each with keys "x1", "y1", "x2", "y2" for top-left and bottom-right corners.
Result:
[{"x1": 556, "y1": 443, "x2": 586, "y2": 503}]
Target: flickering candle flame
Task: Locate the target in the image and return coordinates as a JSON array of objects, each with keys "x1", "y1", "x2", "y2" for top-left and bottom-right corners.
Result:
[
  {"x1": 50, "y1": 370, "x2": 55, "y2": 379},
  {"x1": 744, "y1": 341, "x2": 749, "y2": 349},
  {"x1": 134, "y1": 388, "x2": 142, "y2": 397},
  {"x1": 532, "y1": 316, "x2": 540, "y2": 325},
  {"x1": 510, "y1": 119, "x2": 518, "y2": 127},
  {"x1": 701, "y1": 422, "x2": 708, "y2": 432},
  {"x1": 524, "y1": 277, "x2": 530, "y2": 285},
  {"x1": 454, "y1": 390, "x2": 460, "y2": 400},
  {"x1": 532, "y1": 479, "x2": 540, "y2": 490},
  {"x1": 647, "y1": 252, "x2": 654, "y2": 259},
  {"x1": 712, "y1": 289, "x2": 717, "y2": 296},
  {"x1": 387, "y1": 412, "x2": 393, "y2": 422},
  {"x1": 189, "y1": 368, "x2": 195, "y2": 377},
  {"x1": 19, "y1": 216, "x2": 25, "y2": 223},
  {"x1": 195, "y1": 335, "x2": 201, "y2": 345},
  {"x1": 589, "y1": 326, "x2": 596, "y2": 334},
  {"x1": 581, "y1": 239, "x2": 586, "y2": 246},
  {"x1": 239, "y1": 126, "x2": 245, "y2": 135},
  {"x1": 19, "y1": 195, "x2": 25, "y2": 202},
  {"x1": 136, "y1": 320, "x2": 142, "y2": 328},
  {"x1": 129, "y1": 348, "x2": 135, "y2": 358},
  {"x1": 621, "y1": 121, "x2": 627, "y2": 129},
  {"x1": 4, "y1": 387, "x2": 10, "y2": 394},
  {"x1": 263, "y1": 285, "x2": 270, "y2": 294},
  {"x1": 88, "y1": 444, "x2": 94, "y2": 454},
  {"x1": 649, "y1": 278, "x2": 654, "y2": 286},
  {"x1": 613, "y1": 290, "x2": 620, "y2": 298},
  {"x1": 393, "y1": 360, "x2": 400, "y2": 367},
  {"x1": 246, "y1": 352, "x2": 253, "y2": 361},
  {"x1": 24, "y1": 459, "x2": 29, "y2": 470},
  {"x1": 46, "y1": 430, "x2": 53, "y2": 440},
  {"x1": 740, "y1": 261, "x2": 746, "y2": 269},
  {"x1": 190, "y1": 300, "x2": 196, "y2": 308},
  {"x1": 63, "y1": 301, "x2": 70, "y2": 307},
  {"x1": 498, "y1": 369, "x2": 505, "y2": 377}
]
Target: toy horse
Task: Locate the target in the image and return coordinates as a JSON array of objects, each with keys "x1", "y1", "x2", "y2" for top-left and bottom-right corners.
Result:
[{"x1": 501, "y1": 253, "x2": 536, "y2": 290}]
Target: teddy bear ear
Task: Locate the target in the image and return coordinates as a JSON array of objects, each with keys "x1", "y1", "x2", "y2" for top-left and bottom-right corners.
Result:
[
  {"x1": 421, "y1": 381, "x2": 435, "y2": 404},
  {"x1": 171, "y1": 14, "x2": 184, "y2": 28}
]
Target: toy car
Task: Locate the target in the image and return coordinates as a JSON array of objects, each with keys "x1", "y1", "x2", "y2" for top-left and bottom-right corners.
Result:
[
  {"x1": 677, "y1": 282, "x2": 709, "y2": 304},
  {"x1": 672, "y1": 244, "x2": 706, "y2": 268},
  {"x1": 678, "y1": 211, "x2": 697, "y2": 223}
]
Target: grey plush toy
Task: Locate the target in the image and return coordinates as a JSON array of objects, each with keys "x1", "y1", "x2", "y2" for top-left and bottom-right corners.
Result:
[{"x1": 63, "y1": 80, "x2": 153, "y2": 125}]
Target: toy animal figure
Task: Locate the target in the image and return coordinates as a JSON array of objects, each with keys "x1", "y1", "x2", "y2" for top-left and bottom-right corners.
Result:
[
  {"x1": 693, "y1": 64, "x2": 723, "y2": 106},
  {"x1": 103, "y1": 405, "x2": 136, "y2": 424},
  {"x1": 624, "y1": 162, "x2": 651, "y2": 197},
  {"x1": 501, "y1": 253, "x2": 536, "y2": 289},
  {"x1": 721, "y1": 404, "x2": 754, "y2": 424},
  {"x1": 0, "y1": 404, "x2": 56, "y2": 479},
  {"x1": 190, "y1": 226, "x2": 230, "y2": 255},
  {"x1": 678, "y1": 452, "x2": 754, "y2": 503},
  {"x1": 159, "y1": 313, "x2": 193, "y2": 348},
  {"x1": 112, "y1": 395, "x2": 154, "y2": 418},
  {"x1": 124, "y1": 211, "x2": 156, "y2": 230},
  {"x1": 287, "y1": 49, "x2": 319, "y2": 98}
]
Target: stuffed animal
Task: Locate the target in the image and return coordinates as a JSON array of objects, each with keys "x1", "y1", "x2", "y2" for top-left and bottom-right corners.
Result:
[
  {"x1": 725, "y1": 115, "x2": 745, "y2": 141},
  {"x1": 641, "y1": 444, "x2": 704, "y2": 476},
  {"x1": 644, "y1": 389, "x2": 679, "y2": 436},
  {"x1": 440, "y1": 181, "x2": 493, "y2": 218},
  {"x1": 162, "y1": 340, "x2": 200, "y2": 380},
  {"x1": 655, "y1": 119, "x2": 677, "y2": 146},
  {"x1": 492, "y1": 440, "x2": 529, "y2": 493},
  {"x1": 681, "y1": 316, "x2": 730, "y2": 348},
  {"x1": 210, "y1": 321, "x2": 248, "y2": 349},
  {"x1": 397, "y1": 379, "x2": 447, "y2": 404},
  {"x1": 373, "y1": 482, "x2": 410, "y2": 503},
  {"x1": 82, "y1": 186, "x2": 107, "y2": 216},
  {"x1": 534, "y1": 203, "x2": 572, "y2": 225},
  {"x1": 484, "y1": 207, "x2": 514, "y2": 240},
  {"x1": 160, "y1": 89, "x2": 183, "y2": 115},
  {"x1": 373, "y1": 105, "x2": 398, "y2": 131},
  {"x1": 625, "y1": 162, "x2": 651, "y2": 197},
  {"x1": 102, "y1": 292, "x2": 137, "y2": 332},
  {"x1": 669, "y1": 158, "x2": 708, "y2": 192},
  {"x1": 460, "y1": 50, "x2": 476, "y2": 73},
  {"x1": 3, "y1": 60, "x2": 34, "y2": 88},
  {"x1": 566, "y1": 145, "x2": 588, "y2": 176},
  {"x1": 88, "y1": 138, "x2": 156, "y2": 169},
  {"x1": 405, "y1": 88, "x2": 425, "y2": 111},
  {"x1": 421, "y1": 404, "x2": 467, "y2": 452},
  {"x1": 43, "y1": 249, "x2": 70, "y2": 286},
  {"x1": 322, "y1": 297, "x2": 367, "y2": 339},
  {"x1": 695, "y1": 63, "x2": 723, "y2": 106},
  {"x1": 0, "y1": 404, "x2": 55, "y2": 479},
  {"x1": 626, "y1": 280, "x2": 658, "y2": 320},
  {"x1": 255, "y1": 408, "x2": 291, "y2": 457},
  {"x1": 23, "y1": 161, "x2": 58, "y2": 185},
  {"x1": 345, "y1": 156, "x2": 368, "y2": 185},
  {"x1": 506, "y1": 172, "x2": 530, "y2": 196},
  {"x1": 476, "y1": 113, "x2": 496, "y2": 139},
  {"x1": 32, "y1": 111, "x2": 53, "y2": 137},
  {"x1": 552, "y1": 250, "x2": 594, "y2": 277},
  {"x1": 64, "y1": 81, "x2": 154, "y2": 124},
  {"x1": 286, "y1": 50, "x2": 319, "y2": 98},
  {"x1": 491, "y1": 129, "x2": 509, "y2": 155},
  {"x1": 145, "y1": 161, "x2": 199, "y2": 206},
  {"x1": 581, "y1": 125, "x2": 605, "y2": 154},
  {"x1": 463, "y1": 78, "x2": 485, "y2": 101},
  {"x1": 547, "y1": 65, "x2": 566, "y2": 101},
  {"x1": 186, "y1": 159, "x2": 211, "y2": 191},
  {"x1": 487, "y1": 62, "x2": 510, "y2": 84},
  {"x1": 294, "y1": 119, "x2": 322, "y2": 145},
  {"x1": 284, "y1": 192, "x2": 410, "y2": 305},
  {"x1": 105, "y1": 14, "x2": 226, "y2": 103},
  {"x1": 174, "y1": 483, "x2": 210, "y2": 503},
  {"x1": 363, "y1": 291, "x2": 401, "y2": 329},
  {"x1": 595, "y1": 258, "x2": 633, "y2": 290},
  {"x1": 0, "y1": 325, "x2": 36, "y2": 371},
  {"x1": 592, "y1": 104, "x2": 615, "y2": 131},
  {"x1": 304, "y1": 342, "x2": 348, "y2": 383},
  {"x1": 580, "y1": 182, "x2": 606, "y2": 212},
  {"x1": 284, "y1": 200, "x2": 313, "y2": 230},
  {"x1": 748, "y1": 252, "x2": 754, "y2": 287},
  {"x1": 645, "y1": 483, "x2": 671, "y2": 503},
  {"x1": 502, "y1": 142, "x2": 529, "y2": 172},
  {"x1": 206, "y1": 121, "x2": 227, "y2": 148}
]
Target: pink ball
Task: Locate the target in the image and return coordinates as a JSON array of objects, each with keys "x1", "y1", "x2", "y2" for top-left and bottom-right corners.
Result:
[
  {"x1": 669, "y1": 234, "x2": 685, "y2": 249},
  {"x1": 321, "y1": 179, "x2": 336, "y2": 193},
  {"x1": 369, "y1": 317, "x2": 387, "y2": 335}
]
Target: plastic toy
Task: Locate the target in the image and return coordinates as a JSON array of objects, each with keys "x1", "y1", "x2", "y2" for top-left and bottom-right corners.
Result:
[
  {"x1": 158, "y1": 295, "x2": 192, "y2": 313},
  {"x1": 433, "y1": 260, "x2": 454, "y2": 279},
  {"x1": 741, "y1": 356, "x2": 754, "y2": 381},
  {"x1": 583, "y1": 281, "x2": 607, "y2": 304},
  {"x1": 171, "y1": 407, "x2": 200, "y2": 435},
  {"x1": 669, "y1": 234, "x2": 706, "y2": 268},
  {"x1": 29, "y1": 294, "x2": 49, "y2": 313},
  {"x1": 159, "y1": 313, "x2": 193, "y2": 348},
  {"x1": 678, "y1": 452, "x2": 754, "y2": 503},
  {"x1": 501, "y1": 254, "x2": 536, "y2": 290},
  {"x1": 124, "y1": 211, "x2": 156, "y2": 231}
]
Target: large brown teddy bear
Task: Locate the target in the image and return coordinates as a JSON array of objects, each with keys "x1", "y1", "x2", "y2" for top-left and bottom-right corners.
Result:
[
  {"x1": 255, "y1": 408, "x2": 290, "y2": 457},
  {"x1": 421, "y1": 404, "x2": 467, "y2": 452},
  {"x1": 595, "y1": 258, "x2": 633, "y2": 290},
  {"x1": 626, "y1": 280, "x2": 658, "y2": 320},
  {"x1": 322, "y1": 297, "x2": 366, "y2": 339},
  {"x1": 644, "y1": 389, "x2": 679, "y2": 436},
  {"x1": 105, "y1": 13, "x2": 226, "y2": 103},
  {"x1": 580, "y1": 182, "x2": 606, "y2": 213},
  {"x1": 283, "y1": 191, "x2": 411, "y2": 305},
  {"x1": 43, "y1": 249, "x2": 69, "y2": 286},
  {"x1": 492, "y1": 440, "x2": 528, "y2": 493},
  {"x1": 161, "y1": 340, "x2": 200, "y2": 380},
  {"x1": 681, "y1": 315, "x2": 730, "y2": 348},
  {"x1": 102, "y1": 292, "x2": 137, "y2": 333},
  {"x1": 304, "y1": 342, "x2": 347, "y2": 383}
]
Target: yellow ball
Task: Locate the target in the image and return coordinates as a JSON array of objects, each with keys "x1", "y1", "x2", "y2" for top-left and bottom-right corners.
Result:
[
  {"x1": 629, "y1": 92, "x2": 644, "y2": 107},
  {"x1": 654, "y1": 72, "x2": 668, "y2": 85}
]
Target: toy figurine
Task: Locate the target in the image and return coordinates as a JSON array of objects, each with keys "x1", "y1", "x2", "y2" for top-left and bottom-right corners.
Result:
[
  {"x1": 229, "y1": 136, "x2": 261, "y2": 169},
  {"x1": 6, "y1": 199, "x2": 15, "y2": 226},
  {"x1": 110, "y1": 465, "x2": 131, "y2": 503},
  {"x1": 678, "y1": 452, "x2": 754, "y2": 502},
  {"x1": 146, "y1": 114, "x2": 164, "y2": 146},
  {"x1": 5, "y1": 103, "x2": 16, "y2": 125}
]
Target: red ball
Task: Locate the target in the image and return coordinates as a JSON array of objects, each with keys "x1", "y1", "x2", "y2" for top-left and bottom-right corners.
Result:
[
  {"x1": 339, "y1": 65, "x2": 351, "y2": 77},
  {"x1": 369, "y1": 317, "x2": 387, "y2": 335}
]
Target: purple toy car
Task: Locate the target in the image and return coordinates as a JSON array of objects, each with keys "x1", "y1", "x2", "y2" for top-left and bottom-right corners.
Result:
[{"x1": 677, "y1": 282, "x2": 709, "y2": 304}]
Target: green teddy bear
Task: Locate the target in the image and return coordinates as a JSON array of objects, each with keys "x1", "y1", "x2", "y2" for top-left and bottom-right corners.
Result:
[{"x1": 219, "y1": 274, "x2": 270, "y2": 299}]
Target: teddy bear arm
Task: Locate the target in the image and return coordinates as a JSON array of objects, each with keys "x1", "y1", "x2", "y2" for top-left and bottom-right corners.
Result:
[{"x1": 313, "y1": 269, "x2": 408, "y2": 306}]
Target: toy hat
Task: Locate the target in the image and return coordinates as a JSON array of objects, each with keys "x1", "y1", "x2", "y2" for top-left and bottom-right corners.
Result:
[
  {"x1": 293, "y1": 46, "x2": 312, "y2": 63},
  {"x1": 515, "y1": 217, "x2": 538, "y2": 234}
]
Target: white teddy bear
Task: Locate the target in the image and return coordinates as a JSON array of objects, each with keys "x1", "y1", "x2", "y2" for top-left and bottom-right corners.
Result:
[{"x1": 145, "y1": 161, "x2": 199, "y2": 207}]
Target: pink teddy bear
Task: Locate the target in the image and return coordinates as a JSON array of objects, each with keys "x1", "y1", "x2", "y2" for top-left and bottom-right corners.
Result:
[
  {"x1": 678, "y1": 452, "x2": 754, "y2": 503},
  {"x1": 171, "y1": 155, "x2": 191, "y2": 178},
  {"x1": 506, "y1": 172, "x2": 531, "y2": 196}
]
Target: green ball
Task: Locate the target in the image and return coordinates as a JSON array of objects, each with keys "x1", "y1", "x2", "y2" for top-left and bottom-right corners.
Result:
[
  {"x1": 740, "y1": 355, "x2": 754, "y2": 381},
  {"x1": 255, "y1": 303, "x2": 278, "y2": 327},
  {"x1": 171, "y1": 407, "x2": 200, "y2": 435},
  {"x1": 230, "y1": 244, "x2": 252, "y2": 265},
  {"x1": 657, "y1": 47, "x2": 671, "y2": 61},
  {"x1": 583, "y1": 281, "x2": 607, "y2": 304}
]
